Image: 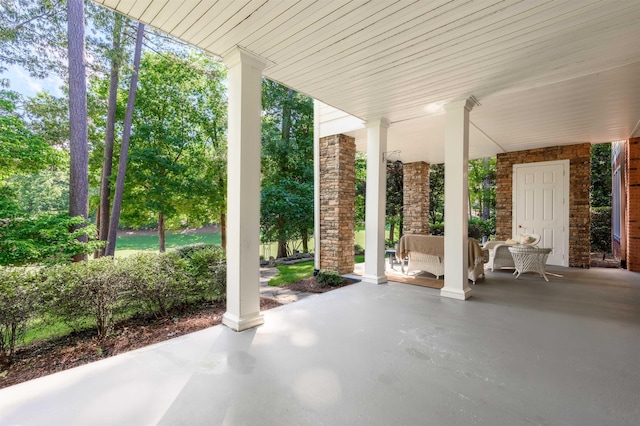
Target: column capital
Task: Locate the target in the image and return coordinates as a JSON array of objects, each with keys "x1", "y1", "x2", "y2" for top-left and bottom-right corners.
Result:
[
  {"x1": 222, "y1": 46, "x2": 269, "y2": 71},
  {"x1": 366, "y1": 117, "x2": 390, "y2": 129},
  {"x1": 445, "y1": 96, "x2": 480, "y2": 113}
]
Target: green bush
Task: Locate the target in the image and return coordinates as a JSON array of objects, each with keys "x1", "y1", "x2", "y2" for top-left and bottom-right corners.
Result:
[
  {"x1": 316, "y1": 270, "x2": 344, "y2": 287},
  {"x1": 173, "y1": 243, "x2": 219, "y2": 259},
  {"x1": 44, "y1": 257, "x2": 125, "y2": 339},
  {"x1": 591, "y1": 207, "x2": 612, "y2": 254},
  {"x1": 429, "y1": 222, "x2": 444, "y2": 236},
  {"x1": 429, "y1": 218, "x2": 495, "y2": 239},
  {"x1": 184, "y1": 246, "x2": 226, "y2": 300},
  {"x1": 119, "y1": 253, "x2": 191, "y2": 319},
  {"x1": 0, "y1": 268, "x2": 40, "y2": 361}
]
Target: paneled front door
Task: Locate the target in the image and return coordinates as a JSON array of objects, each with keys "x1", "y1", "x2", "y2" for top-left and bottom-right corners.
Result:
[{"x1": 513, "y1": 160, "x2": 569, "y2": 266}]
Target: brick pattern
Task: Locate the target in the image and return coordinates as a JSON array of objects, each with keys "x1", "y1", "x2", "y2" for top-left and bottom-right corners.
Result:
[
  {"x1": 319, "y1": 134, "x2": 356, "y2": 274},
  {"x1": 626, "y1": 138, "x2": 640, "y2": 271},
  {"x1": 496, "y1": 144, "x2": 591, "y2": 268},
  {"x1": 403, "y1": 162, "x2": 430, "y2": 234}
]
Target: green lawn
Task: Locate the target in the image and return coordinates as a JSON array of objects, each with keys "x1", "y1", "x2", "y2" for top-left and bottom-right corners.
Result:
[
  {"x1": 269, "y1": 260, "x2": 315, "y2": 287},
  {"x1": 115, "y1": 232, "x2": 221, "y2": 251}
]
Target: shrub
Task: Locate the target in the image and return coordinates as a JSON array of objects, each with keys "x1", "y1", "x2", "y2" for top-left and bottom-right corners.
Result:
[
  {"x1": 184, "y1": 246, "x2": 226, "y2": 300},
  {"x1": 44, "y1": 257, "x2": 125, "y2": 339},
  {"x1": 316, "y1": 270, "x2": 344, "y2": 287},
  {"x1": 429, "y1": 222, "x2": 444, "y2": 236},
  {"x1": 173, "y1": 243, "x2": 218, "y2": 259},
  {"x1": 0, "y1": 268, "x2": 40, "y2": 361},
  {"x1": 591, "y1": 207, "x2": 612, "y2": 254},
  {"x1": 119, "y1": 253, "x2": 190, "y2": 318}
]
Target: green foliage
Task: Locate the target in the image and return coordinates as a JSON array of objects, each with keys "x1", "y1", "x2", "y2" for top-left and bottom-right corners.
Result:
[
  {"x1": 0, "y1": 268, "x2": 40, "y2": 360},
  {"x1": 269, "y1": 260, "x2": 315, "y2": 287},
  {"x1": 118, "y1": 253, "x2": 190, "y2": 319},
  {"x1": 468, "y1": 158, "x2": 496, "y2": 219},
  {"x1": 0, "y1": 90, "x2": 60, "y2": 179},
  {"x1": 316, "y1": 270, "x2": 345, "y2": 287},
  {"x1": 430, "y1": 222, "x2": 444, "y2": 236},
  {"x1": 429, "y1": 163, "x2": 445, "y2": 224},
  {"x1": 429, "y1": 218, "x2": 494, "y2": 239},
  {"x1": 44, "y1": 258, "x2": 125, "y2": 339},
  {"x1": 0, "y1": 186, "x2": 102, "y2": 266},
  {"x1": 591, "y1": 143, "x2": 612, "y2": 208},
  {"x1": 354, "y1": 152, "x2": 367, "y2": 226},
  {"x1": 173, "y1": 243, "x2": 219, "y2": 259},
  {"x1": 182, "y1": 246, "x2": 226, "y2": 300},
  {"x1": 260, "y1": 80, "x2": 314, "y2": 256},
  {"x1": 6, "y1": 169, "x2": 68, "y2": 214},
  {"x1": 591, "y1": 207, "x2": 612, "y2": 254},
  {"x1": 116, "y1": 52, "x2": 227, "y2": 233}
]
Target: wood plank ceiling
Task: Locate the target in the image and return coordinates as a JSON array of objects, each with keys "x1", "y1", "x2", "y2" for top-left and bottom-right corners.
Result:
[{"x1": 95, "y1": 0, "x2": 640, "y2": 163}]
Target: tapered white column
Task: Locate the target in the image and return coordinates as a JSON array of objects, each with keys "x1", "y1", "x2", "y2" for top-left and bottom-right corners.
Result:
[
  {"x1": 363, "y1": 118, "x2": 390, "y2": 284},
  {"x1": 441, "y1": 98, "x2": 475, "y2": 300},
  {"x1": 222, "y1": 48, "x2": 266, "y2": 331}
]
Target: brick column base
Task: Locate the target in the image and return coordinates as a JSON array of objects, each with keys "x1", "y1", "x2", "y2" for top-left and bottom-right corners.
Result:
[
  {"x1": 626, "y1": 137, "x2": 640, "y2": 272},
  {"x1": 319, "y1": 134, "x2": 356, "y2": 274},
  {"x1": 403, "y1": 162, "x2": 430, "y2": 235}
]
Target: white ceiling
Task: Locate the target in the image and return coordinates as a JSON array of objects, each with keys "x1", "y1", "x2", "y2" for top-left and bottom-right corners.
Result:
[{"x1": 96, "y1": 0, "x2": 640, "y2": 164}]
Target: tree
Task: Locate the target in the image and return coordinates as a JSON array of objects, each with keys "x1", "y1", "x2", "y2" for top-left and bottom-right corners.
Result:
[
  {"x1": 260, "y1": 80, "x2": 314, "y2": 257},
  {"x1": 105, "y1": 22, "x2": 144, "y2": 256},
  {"x1": 591, "y1": 143, "x2": 611, "y2": 208},
  {"x1": 429, "y1": 163, "x2": 445, "y2": 224},
  {"x1": 97, "y1": 12, "x2": 124, "y2": 256},
  {"x1": 0, "y1": 90, "x2": 59, "y2": 177},
  {"x1": 112, "y1": 50, "x2": 226, "y2": 252},
  {"x1": 67, "y1": 0, "x2": 89, "y2": 260},
  {"x1": 0, "y1": 0, "x2": 67, "y2": 79},
  {"x1": 386, "y1": 161, "x2": 403, "y2": 243},
  {"x1": 468, "y1": 158, "x2": 496, "y2": 219}
]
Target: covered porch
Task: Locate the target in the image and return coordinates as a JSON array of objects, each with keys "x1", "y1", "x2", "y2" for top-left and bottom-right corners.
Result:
[
  {"x1": 1, "y1": 266, "x2": 639, "y2": 424},
  {"x1": 87, "y1": 1, "x2": 640, "y2": 328}
]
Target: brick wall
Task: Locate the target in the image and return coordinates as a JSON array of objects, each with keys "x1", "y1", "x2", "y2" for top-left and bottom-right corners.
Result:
[
  {"x1": 403, "y1": 162, "x2": 430, "y2": 234},
  {"x1": 626, "y1": 137, "x2": 640, "y2": 271},
  {"x1": 496, "y1": 143, "x2": 591, "y2": 268},
  {"x1": 319, "y1": 134, "x2": 356, "y2": 274}
]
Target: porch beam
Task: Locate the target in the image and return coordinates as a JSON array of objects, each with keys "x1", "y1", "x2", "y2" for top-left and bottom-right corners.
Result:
[
  {"x1": 441, "y1": 98, "x2": 476, "y2": 300},
  {"x1": 222, "y1": 47, "x2": 266, "y2": 331},
  {"x1": 363, "y1": 118, "x2": 390, "y2": 284}
]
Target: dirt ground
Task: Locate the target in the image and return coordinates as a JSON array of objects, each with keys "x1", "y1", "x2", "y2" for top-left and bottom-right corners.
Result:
[{"x1": 0, "y1": 276, "x2": 353, "y2": 390}]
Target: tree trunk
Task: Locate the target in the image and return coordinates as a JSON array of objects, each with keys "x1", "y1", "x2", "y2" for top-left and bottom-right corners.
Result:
[
  {"x1": 105, "y1": 23, "x2": 144, "y2": 257},
  {"x1": 67, "y1": 0, "x2": 88, "y2": 262},
  {"x1": 389, "y1": 222, "x2": 395, "y2": 245},
  {"x1": 301, "y1": 228, "x2": 309, "y2": 253},
  {"x1": 97, "y1": 13, "x2": 123, "y2": 257},
  {"x1": 220, "y1": 213, "x2": 226, "y2": 249},
  {"x1": 277, "y1": 240, "x2": 288, "y2": 258},
  {"x1": 158, "y1": 211, "x2": 166, "y2": 252}
]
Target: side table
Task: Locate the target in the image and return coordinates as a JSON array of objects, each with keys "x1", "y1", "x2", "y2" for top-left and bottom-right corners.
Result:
[
  {"x1": 385, "y1": 249, "x2": 397, "y2": 269},
  {"x1": 508, "y1": 246, "x2": 552, "y2": 281}
]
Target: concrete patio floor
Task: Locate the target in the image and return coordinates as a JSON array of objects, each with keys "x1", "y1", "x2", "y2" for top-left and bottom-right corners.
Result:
[{"x1": 1, "y1": 266, "x2": 639, "y2": 425}]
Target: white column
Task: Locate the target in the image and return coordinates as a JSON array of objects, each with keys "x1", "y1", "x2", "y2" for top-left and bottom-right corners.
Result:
[
  {"x1": 363, "y1": 118, "x2": 390, "y2": 284},
  {"x1": 441, "y1": 98, "x2": 475, "y2": 301},
  {"x1": 222, "y1": 47, "x2": 266, "y2": 331},
  {"x1": 313, "y1": 100, "x2": 321, "y2": 273}
]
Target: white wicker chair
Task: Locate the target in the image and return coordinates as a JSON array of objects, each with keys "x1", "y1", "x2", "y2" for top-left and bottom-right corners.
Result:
[{"x1": 484, "y1": 234, "x2": 540, "y2": 272}]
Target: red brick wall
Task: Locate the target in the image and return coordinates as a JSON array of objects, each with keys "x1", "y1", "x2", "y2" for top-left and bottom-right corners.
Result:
[
  {"x1": 496, "y1": 144, "x2": 591, "y2": 268},
  {"x1": 319, "y1": 134, "x2": 356, "y2": 274},
  {"x1": 625, "y1": 137, "x2": 640, "y2": 271}
]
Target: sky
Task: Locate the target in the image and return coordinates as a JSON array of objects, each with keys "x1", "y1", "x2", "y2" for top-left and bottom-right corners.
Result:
[{"x1": 2, "y1": 64, "x2": 64, "y2": 98}]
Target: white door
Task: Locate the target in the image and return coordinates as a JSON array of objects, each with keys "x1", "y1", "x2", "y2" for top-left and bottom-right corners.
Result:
[{"x1": 513, "y1": 160, "x2": 569, "y2": 266}]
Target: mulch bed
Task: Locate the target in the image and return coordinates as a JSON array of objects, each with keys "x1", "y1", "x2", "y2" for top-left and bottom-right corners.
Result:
[
  {"x1": 0, "y1": 275, "x2": 355, "y2": 390},
  {"x1": 590, "y1": 252, "x2": 621, "y2": 268},
  {"x1": 0, "y1": 297, "x2": 282, "y2": 389},
  {"x1": 284, "y1": 276, "x2": 357, "y2": 293}
]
